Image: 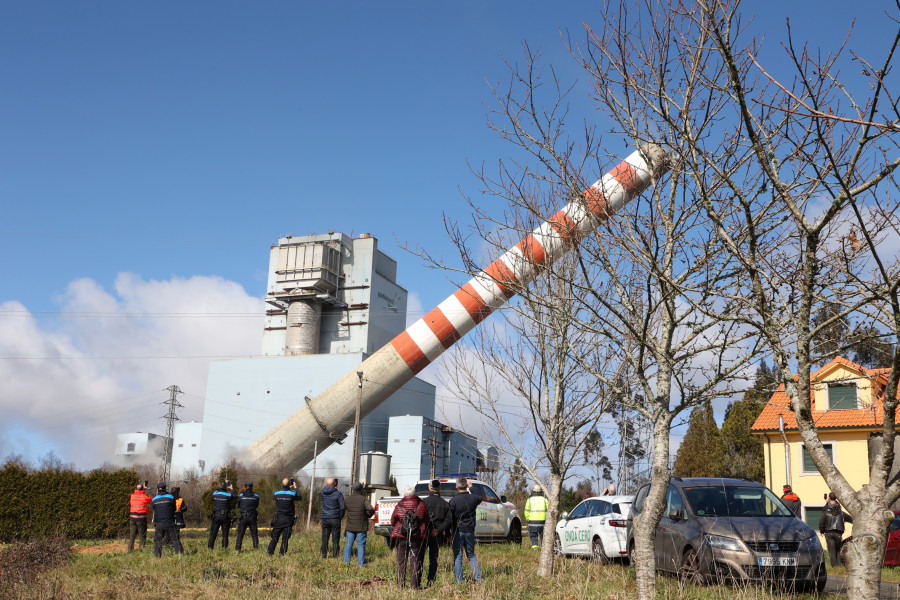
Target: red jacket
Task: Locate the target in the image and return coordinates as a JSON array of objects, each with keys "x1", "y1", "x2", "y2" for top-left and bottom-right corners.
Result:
[
  {"x1": 130, "y1": 490, "x2": 153, "y2": 518},
  {"x1": 390, "y1": 495, "x2": 429, "y2": 539}
]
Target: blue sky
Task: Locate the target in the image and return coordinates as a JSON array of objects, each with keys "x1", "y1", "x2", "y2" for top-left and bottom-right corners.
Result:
[{"x1": 0, "y1": 1, "x2": 894, "y2": 467}]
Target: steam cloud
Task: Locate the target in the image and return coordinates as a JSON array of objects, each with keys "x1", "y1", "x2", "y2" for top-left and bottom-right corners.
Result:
[{"x1": 0, "y1": 272, "x2": 263, "y2": 469}]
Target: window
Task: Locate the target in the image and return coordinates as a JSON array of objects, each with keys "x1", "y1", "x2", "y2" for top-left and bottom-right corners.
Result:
[
  {"x1": 191, "y1": 444, "x2": 196, "y2": 447},
  {"x1": 665, "y1": 485, "x2": 684, "y2": 519},
  {"x1": 178, "y1": 443, "x2": 184, "y2": 447},
  {"x1": 802, "y1": 442, "x2": 834, "y2": 473},
  {"x1": 594, "y1": 500, "x2": 612, "y2": 516},
  {"x1": 126, "y1": 443, "x2": 135, "y2": 452},
  {"x1": 585, "y1": 500, "x2": 602, "y2": 516},
  {"x1": 804, "y1": 505, "x2": 824, "y2": 530},
  {"x1": 568, "y1": 501, "x2": 589, "y2": 519},
  {"x1": 828, "y1": 382, "x2": 858, "y2": 410},
  {"x1": 633, "y1": 485, "x2": 650, "y2": 513}
]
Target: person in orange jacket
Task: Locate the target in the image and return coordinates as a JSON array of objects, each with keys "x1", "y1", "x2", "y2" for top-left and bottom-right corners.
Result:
[
  {"x1": 781, "y1": 484, "x2": 802, "y2": 517},
  {"x1": 128, "y1": 482, "x2": 153, "y2": 551}
]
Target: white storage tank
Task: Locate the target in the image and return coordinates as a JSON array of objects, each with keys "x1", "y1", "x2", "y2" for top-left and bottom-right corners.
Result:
[{"x1": 358, "y1": 451, "x2": 391, "y2": 487}]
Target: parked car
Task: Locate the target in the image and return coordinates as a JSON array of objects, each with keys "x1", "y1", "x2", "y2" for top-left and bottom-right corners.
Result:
[
  {"x1": 373, "y1": 476, "x2": 522, "y2": 544},
  {"x1": 884, "y1": 511, "x2": 900, "y2": 567},
  {"x1": 554, "y1": 494, "x2": 634, "y2": 563},
  {"x1": 626, "y1": 477, "x2": 826, "y2": 593}
]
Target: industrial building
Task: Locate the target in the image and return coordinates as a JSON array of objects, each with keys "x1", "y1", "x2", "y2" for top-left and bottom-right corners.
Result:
[
  {"x1": 116, "y1": 231, "x2": 494, "y2": 492},
  {"x1": 114, "y1": 431, "x2": 168, "y2": 465},
  {"x1": 114, "y1": 232, "x2": 493, "y2": 489}
]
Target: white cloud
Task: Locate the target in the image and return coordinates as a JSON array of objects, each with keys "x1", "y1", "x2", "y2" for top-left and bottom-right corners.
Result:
[{"x1": 0, "y1": 274, "x2": 263, "y2": 468}]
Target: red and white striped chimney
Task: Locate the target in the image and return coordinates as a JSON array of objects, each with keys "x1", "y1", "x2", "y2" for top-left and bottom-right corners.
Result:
[{"x1": 249, "y1": 143, "x2": 667, "y2": 473}]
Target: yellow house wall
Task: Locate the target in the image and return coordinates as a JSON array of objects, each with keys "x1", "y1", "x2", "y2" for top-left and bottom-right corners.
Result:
[
  {"x1": 762, "y1": 429, "x2": 869, "y2": 538},
  {"x1": 811, "y1": 364, "x2": 877, "y2": 409}
]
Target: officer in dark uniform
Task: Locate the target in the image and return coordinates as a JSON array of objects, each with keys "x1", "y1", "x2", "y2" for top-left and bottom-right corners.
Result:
[
  {"x1": 208, "y1": 480, "x2": 237, "y2": 549},
  {"x1": 152, "y1": 482, "x2": 184, "y2": 557},
  {"x1": 268, "y1": 478, "x2": 301, "y2": 556},
  {"x1": 235, "y1": 482, "x2": 260, "y2": 551}
]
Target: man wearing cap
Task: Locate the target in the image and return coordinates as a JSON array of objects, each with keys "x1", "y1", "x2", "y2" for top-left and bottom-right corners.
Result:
[
  {"x1": 781, "y1": 484, "x2": 801, "y2": 517},
  {"x1": 235, "y1": 483, "x2": 260, "y2": 552},
  {"x1": 127, "y1": 483, "x2": 153, "y2": 552},
  {"x1": 342, "y1": 482, "x2": 375, "y2": 566},
  {"x1": 151, "y1": 483, "x2": 184, "y2": 557},
  {"x1": 524, "y1": 483, "x2": 549, "y2": 549},
  {"x1": 423, "y1": 479, "x2": 451, "y2": 587}
]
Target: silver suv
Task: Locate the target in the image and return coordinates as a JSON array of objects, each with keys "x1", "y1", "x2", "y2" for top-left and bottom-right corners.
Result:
[{"x1": 627, "y1": 478, "x2": 826, "y2": 593}]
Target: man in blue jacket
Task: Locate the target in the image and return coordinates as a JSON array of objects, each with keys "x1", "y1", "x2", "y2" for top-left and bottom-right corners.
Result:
[
  {"x1": 320, "y1": 477, "x2": 345, "y2": 558},
  {"x1": 151, "y1": 482, "x2": 184, "y2": 558}
]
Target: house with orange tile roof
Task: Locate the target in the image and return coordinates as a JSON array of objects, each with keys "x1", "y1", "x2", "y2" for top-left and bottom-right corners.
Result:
[{"x1": 751, "y1": 356, "x2": 897, "y2": 537}]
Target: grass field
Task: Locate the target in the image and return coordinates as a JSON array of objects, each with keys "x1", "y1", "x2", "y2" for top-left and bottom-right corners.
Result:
[{"x1": 0, "y1": 527, "x2": 882, "y2": 600}]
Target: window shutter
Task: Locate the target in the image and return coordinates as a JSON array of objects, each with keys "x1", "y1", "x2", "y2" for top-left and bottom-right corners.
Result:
[
  {"x1": 828, "y1": 384, "x2": 857, "y2": 410},
  {"x1": 802, "y1": 443, "x2": 833, "y2": 472}
]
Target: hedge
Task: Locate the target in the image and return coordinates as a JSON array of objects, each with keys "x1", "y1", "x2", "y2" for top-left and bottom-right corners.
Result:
[{"x1": 0, "y1": 464, "x2": 137, "y2": 541}]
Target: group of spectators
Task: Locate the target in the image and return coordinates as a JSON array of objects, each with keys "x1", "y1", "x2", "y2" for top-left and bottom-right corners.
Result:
[
  {"x1": 126, "y1": 475, "x2": 487, "y2": 588},
  {"x1": 389, "y1": 477, "x2": 481, "y2": 588}
]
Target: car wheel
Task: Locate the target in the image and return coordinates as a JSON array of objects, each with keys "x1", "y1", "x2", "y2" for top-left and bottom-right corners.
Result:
[
  {"x1": 679, "y1": 548, "x2": 705, "y2": 585},
  {"x1": 554, "y1": 533, "x2": 563, "y2": 557},
  {"x1": 506, "y1": 520, "x2": 522, "y2": 545},
  {"x1": 591, "y1": 537, "x2": 610, "y2": 565}
]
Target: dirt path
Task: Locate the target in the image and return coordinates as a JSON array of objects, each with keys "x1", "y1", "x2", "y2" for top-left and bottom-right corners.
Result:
[{"x1": 71, "y1": 542, "x2": 127, "y2": 555}]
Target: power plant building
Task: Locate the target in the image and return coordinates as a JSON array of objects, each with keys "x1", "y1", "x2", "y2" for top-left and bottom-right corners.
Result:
[
  {"x1": 196, "y1": 232, "x2": 440, "y2": 482},
  {"x1": 114, "y1": 232, "x2": 494, "y2": 487}
]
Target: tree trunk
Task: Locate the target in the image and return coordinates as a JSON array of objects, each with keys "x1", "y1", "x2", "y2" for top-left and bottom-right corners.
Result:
[
  {"x1": 843, "y1": 490, "x2": 893, "y2": 599},
  {"x1": 537, "y1": 472, "x2": 562, "y2": 577},
  {"x1": 634, "y1": 424, "x2": 672, "y2": 600}
]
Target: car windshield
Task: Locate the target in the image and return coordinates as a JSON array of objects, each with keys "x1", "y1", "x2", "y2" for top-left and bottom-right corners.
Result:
[
  {"x1": 683, "y1": 485, "x2": 793, "y2": 517},
  {"x1": 413, "y1": 482, "x2": 460, "y2": 498}
]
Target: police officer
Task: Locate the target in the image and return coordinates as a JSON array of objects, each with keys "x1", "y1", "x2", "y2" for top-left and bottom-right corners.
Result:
[
  {"x1": 268, "y1": 478, "x2": 301, "y2": 556},
  {"x1": 524, "y1": 483, "x2": 549, "y2": 549},
  {"x1": 152, "y1": 482, "x2": 184, "y2": 557},
  {"x1": 235, "y1": 482, "x2": 260, "y2": 551},
  {"x1": 208, "y1": 480, "x2": 237, "y2": 549}
]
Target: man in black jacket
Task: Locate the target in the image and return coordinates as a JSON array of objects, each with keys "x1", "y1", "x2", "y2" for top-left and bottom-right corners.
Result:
[
  {"x1": 448, "y1": 478, "x2": 482, "y2": 584},
  {"x1": 819, "y1": 492, "x2": 852, "y2": 566},
  {"x1": 208, "y1": 480, "x2": 237, "y2": 549},
  {"x1": 235, "y1": 483, "x2": 260, "y2": 551},
  {"x1": 268, "y1": 478, "x2": 301, "y2": 556},
  {"x1": 151, "y1": 483, "x2": 184, "y2": 558},
  {"x1": 423, "y1": 479, "x2": 451, "y2": 587}
]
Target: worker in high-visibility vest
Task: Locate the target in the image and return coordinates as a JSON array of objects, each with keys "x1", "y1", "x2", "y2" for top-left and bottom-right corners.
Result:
[{"x1": 523, "y1": 484, "x2": 549, "y2": 549}]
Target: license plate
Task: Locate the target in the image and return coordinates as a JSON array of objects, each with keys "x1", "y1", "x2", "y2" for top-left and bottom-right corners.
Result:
[{"x1": 757, "y1": 556, "x2": 797, "y2": 566}]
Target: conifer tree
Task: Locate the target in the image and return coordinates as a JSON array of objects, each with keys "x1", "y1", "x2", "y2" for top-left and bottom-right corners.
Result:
[{"x1": 672, "y1": 402, "x2": 723, "y2": 478}]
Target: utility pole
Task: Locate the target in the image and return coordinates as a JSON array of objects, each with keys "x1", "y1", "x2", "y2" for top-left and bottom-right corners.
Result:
[
  {"x1": 349, "y1": 370, "x2": 363, "y2": 493},
  {"x1": 159, "y1": 385, "x2": 183, "y2": 484}
]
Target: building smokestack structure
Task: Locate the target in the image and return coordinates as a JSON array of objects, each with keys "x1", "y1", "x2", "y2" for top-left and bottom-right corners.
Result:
[{"x1": 250, "y1": 143, "x2": 668, "y2": 473}]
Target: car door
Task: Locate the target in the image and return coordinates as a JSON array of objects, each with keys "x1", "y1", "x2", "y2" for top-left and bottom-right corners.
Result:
[
  {"x1": 656, "y1": 485, "x2": 686, "y2": 572},
  {"x1": 563, "y1": 500, "x2": 592, "y2": 554},
  {"x1": 885, "y1": 513, "x2": 900, "y2": 566},
  {"x1": 591, "y1": 499, "x2": 613, "y2": 555},
  {"x1": 478, "y1": 484, "x2": 504, "y2": 536},
  {"x1": 471, "y1": 484, "x2": 500, "y2": 537}
]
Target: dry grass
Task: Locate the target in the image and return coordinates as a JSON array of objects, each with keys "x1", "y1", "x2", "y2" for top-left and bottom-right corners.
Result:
[{"x1": 2, "y1": 529, "x2": 843, "y2": 600}]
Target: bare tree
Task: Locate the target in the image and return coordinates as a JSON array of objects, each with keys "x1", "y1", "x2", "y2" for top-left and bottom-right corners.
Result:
[
  {"x1": 679, "y1": 1, "x2": 900, "y2": 596},
  {"x1": 440, "y1": 251, "x2": 624, "y2": 576}
]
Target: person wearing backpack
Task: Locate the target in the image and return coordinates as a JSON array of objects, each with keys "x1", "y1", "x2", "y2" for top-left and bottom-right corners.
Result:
[
  {"x1": 390, "y1": 484, "x2": 430, "y2": 589},
  {"x1": 423, "y1": 479, "x2": 451, "y2": 587}
]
